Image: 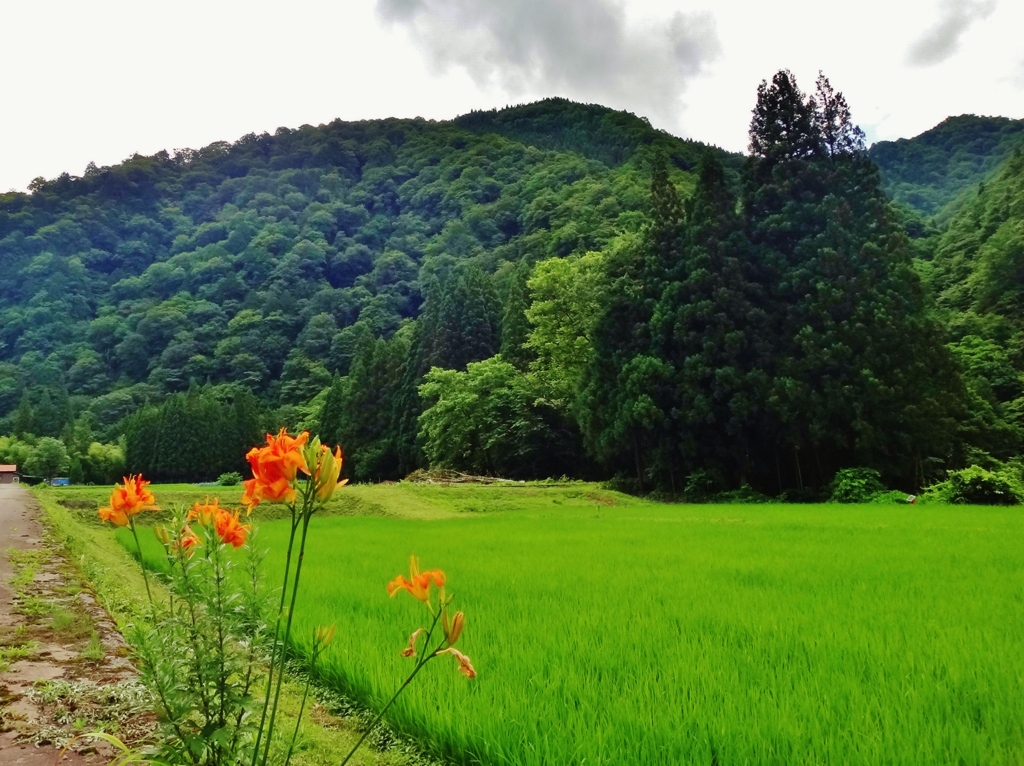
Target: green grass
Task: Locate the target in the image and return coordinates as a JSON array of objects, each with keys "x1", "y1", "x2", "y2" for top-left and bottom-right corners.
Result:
[
  {"x1": 50, "y1": 606, "x2": 94, "y2": 639},
  {"x1": 44, "y1": 479, "x2": 538, "y2": 525},
  {"x1": 79, "y1": 631, "x2": 104, "y2": 661},
  {"x1": 0, "y1": 641, "x2": 36, "y2": 672},
  {"x1": 111, "y1": 484, "x2": 1024, "y2": 765}
]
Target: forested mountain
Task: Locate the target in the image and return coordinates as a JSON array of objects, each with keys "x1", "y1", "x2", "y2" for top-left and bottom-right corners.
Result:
[
  {"x1": 454, "y1": 98, "x2": 737, "y2": 171},
  {"x1": 922, "y1": 145, "x2": 1024, "y2": 462},
  {"x1": 0, "y1": 83, "x2": 1020, "y2": 494},
  {"x1": 0, "y1": 100, "x2": 713, "y2": 444},
  {"x1": 870, "y1": 115, "x2": 1024, "y2": 216}
]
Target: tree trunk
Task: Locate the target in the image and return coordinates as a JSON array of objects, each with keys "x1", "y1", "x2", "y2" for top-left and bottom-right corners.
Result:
[
  {"x1": 633, "y1": 432, "x2": 645, "y2": 495},
  {"x1": 793, "y1": 444, "x2": 803, "y2": 491}
]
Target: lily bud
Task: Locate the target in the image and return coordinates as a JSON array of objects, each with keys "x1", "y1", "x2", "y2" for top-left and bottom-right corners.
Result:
[
  {"x1": 300, "y1": 437, "x2": 322, "y2": 482},
  {"x1": 315, "y1": 624, "x2": 336, "y2": 647},
  {"x1": 314, "y1": 444, "x2": 347, "y2": 502},
  {"x1": 446, "y1": 611, "x2": 465, "y2": 646},
  {"x1": 153, "y1": 524, "x2": 171, "y2": 546}
]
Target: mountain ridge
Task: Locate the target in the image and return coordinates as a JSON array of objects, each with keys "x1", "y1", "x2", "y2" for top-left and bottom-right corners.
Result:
[{"x1": 869, "y1": 114, "x2": 1024, "y2": 217}]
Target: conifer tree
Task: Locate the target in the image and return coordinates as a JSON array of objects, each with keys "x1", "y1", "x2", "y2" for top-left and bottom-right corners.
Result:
[
  {"x1": 652, "y1": 152, "x2": 765, "y2": 484},
  {"x1": 579, "y1": 155, "x2": 684, "y2": 491},
  {"x1": 317, "y1": 377, "x2": 347, "y2": 450},
  {"x1": 13, "y1": 395, "x2": 34, "y2": 438},
  {"x1": 743, "y1": 70, "x2": 961, "y2": 487},
  {"x1": 499, "y1": 260, "x2": 533, "y2": 371},
  {"x1": 421, "y1": 264, "x2": 499, "y2": 372},
  {"x1": 390, "y1": 327, "x2": 427, "y2": 476},
  {"x1": 813, "y1": 72, "x2": 866, "y2": 158}
]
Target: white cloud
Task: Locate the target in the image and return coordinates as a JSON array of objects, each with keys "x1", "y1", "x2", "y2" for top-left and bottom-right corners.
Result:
[
  {"x1": 907, "y1": 0, "x2": 998, "y2": 66},
  {"x1": 375, "y1": 0, "x2": 720, "y2": 125},
  {"x1": 0, "y1": 0, "x2": 1022, "y2": 191}
]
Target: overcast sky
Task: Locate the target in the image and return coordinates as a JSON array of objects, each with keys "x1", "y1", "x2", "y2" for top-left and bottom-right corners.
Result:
[{"x1": 2, "y1": 0, "x2": 1022, "y2": 192}]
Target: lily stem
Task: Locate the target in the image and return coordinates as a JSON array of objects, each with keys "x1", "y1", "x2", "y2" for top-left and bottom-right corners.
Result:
[{"x1": 338, "y1": 608, "x2": 444, "y2": 766}]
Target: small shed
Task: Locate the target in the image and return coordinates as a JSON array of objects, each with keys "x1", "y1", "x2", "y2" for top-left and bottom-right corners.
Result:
[{"x1": 0, "y1": 465, "x2": 18, "y2": 484}]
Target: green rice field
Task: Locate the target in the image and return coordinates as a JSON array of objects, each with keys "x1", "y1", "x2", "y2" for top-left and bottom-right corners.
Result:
[{"x1": 108, "y1": 483, "x2": 1024, "y2": 765}]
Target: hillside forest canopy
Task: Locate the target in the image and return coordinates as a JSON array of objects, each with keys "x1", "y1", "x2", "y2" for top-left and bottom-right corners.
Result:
[{"x1": 1, "y1": 72, "x2": 1022, "y2": 496}]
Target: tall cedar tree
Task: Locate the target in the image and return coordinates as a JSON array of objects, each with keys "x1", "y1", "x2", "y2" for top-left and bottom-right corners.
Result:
[
  {"x1": 381, "y1": 266, "x2": 500, "y2": 479},
  {"x1": 124, "y1": 387, "x2": 262, "y2": 482},
  {"x1": 744, "y1": 71, "x2": 961, "y2": 489},
  {"x1": 578, "y1": 155, "x2": 683, "y2": 491},
  {"x1": 422, "y1": 264, "x2": 500, "y2": 372},
  {"x1": 317, "y1": 332, "x2": 408, "y2": 481},
  {"x1": 499, "y1": 260, "x2": 533, "y2": 370},
  {"x1": 651, "y1": 152, "x2": 767, "y2": 486}
]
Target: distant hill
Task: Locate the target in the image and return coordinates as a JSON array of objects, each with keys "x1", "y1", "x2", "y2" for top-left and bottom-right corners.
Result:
[
  {"x1": 0, "y1": 98, "x2": 713, "y2": 436},
  {"x1": 454, "y1": 97, "x2": 737, "y2": 171},
  {"x1": 928, "y1": 143, "x2": 1024, "y2": 324},
  {"x1": 870, "y1": 115, "x2": 1024, "y2": 217}
]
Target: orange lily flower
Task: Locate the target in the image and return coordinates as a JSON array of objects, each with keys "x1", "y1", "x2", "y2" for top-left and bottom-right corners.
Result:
[
  {"x1": 98, "y1": 505, "x2": 129, "y2": 527},
  {"x1": 213, "y1": 508, "x2": 250, "y2": 548},
  {"x1": 241, "y1": 430, "x2": 309, "y2": 511},
  {"x1": 437, "y1": 647, "x2": 476, "y2": 679},
  {"x1": 177, "y1": 525, "x2": 202, "y2": 555},
  {"x1": 188, "y1": 497, "x2": 222, "y2": 525},
  {"x1": 387, "y1": 556, "x2": 445, "y2": 603},
  {"x1": 98, "y1": 475, "x2": 156, "y2": 527}
]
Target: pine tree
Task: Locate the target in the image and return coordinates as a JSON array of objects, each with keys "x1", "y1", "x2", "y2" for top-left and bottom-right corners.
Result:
[
  {"x1": 652, "y1": 151, "x2": 765, "y2": 485},
  {"x1": 743, "y1": 70, "x2": 962, "y2": 488},
  {"x1": 317, "y1": 377, "x2": 347, "y2": 450},
  {"x1": 13, "y1": 395, "x2": 34, "y2": 438},
  {"x1": 499, "y1": 260, "x2": 533, "y2": 371},
  {"x1": 579, "y1": 155, "x2": 685, "y2": 491}
]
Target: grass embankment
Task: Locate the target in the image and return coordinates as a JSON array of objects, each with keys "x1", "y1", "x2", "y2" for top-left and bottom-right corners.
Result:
[{"x1": 99, "y1": 482, "x2": 1024, "y2": 765}]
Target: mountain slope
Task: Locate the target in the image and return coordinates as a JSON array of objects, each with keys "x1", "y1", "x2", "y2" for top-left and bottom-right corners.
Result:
[
  {"x1": 870, "y1": 115, "x2": 1024, "y2": 217},
  {"x1": 0, "y1": 100, "x2": 712, "y2": 435},
  {"x1": 928, "y1": 144, "x2": 1024, "y2": 324},
  {"x1": 454, "y1": 97, "x2": 737, "y2": 170},
  {"x1": 921, "y1": 145, "x2": 1024, "y2": 460}
]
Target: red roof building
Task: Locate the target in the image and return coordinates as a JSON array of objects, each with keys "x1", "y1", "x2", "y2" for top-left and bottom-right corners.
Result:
[{"x1": 0, "y1": 465, "x2": 18, "y2": 484}]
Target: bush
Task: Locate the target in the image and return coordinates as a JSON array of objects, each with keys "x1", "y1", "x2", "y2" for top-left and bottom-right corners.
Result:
[
  {"x1": 711, "y1": 484, "x2": 774, "y2": 504},
  {"x1": 829, "y1": 468, "x2": 886, "y2": 503},
  {"x1": 23, "y1": 437, "x2": 71, "y2": 481},
  {"x1": 870, "y1": 490, "x2": 914, "y2": 504},
  {"x1": 602, "y1": 474, "x2": 639, "y2": 496},
  {"x1": 682, "y1": 469, "x2": 725, "y2": 501},
  {"x1": 218, "y1": 471, "x2": 243, "y2": 486},
  {"x1": 779, "y1": 486, "x2": 826, "y2": 503},
  {"x1": 930, "y1": 465, "x2": 1022, "y2": 505},
  {"x1": 80, "y1": 442, "x2": 126, "y2": 485}
]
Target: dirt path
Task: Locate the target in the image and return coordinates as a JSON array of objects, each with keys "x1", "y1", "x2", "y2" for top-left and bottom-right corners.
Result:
[{"x1": 0, "y1": 485, "x2": 149, "y2": 765}]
